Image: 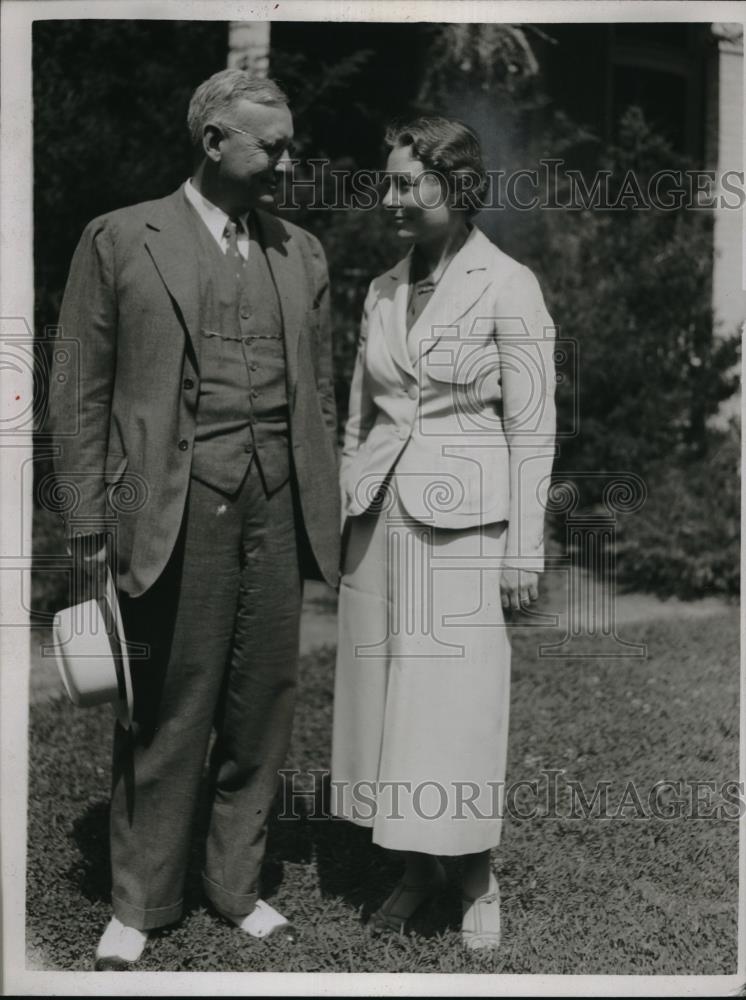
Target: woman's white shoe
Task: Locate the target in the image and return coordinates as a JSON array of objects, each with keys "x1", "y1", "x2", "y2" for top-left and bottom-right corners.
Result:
[{"x1": 462, "y1": 873, "x2": 501, "y2": 952}]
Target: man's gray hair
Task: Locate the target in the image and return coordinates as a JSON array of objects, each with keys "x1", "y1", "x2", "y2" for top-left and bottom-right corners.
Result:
[{"x1": 187, "y1": 69, "x2": 288, "y2": 149}]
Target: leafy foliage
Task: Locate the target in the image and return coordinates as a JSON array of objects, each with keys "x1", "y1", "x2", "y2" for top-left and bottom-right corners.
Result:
[
  {"x1": 533, "y1": 109, "x2": 740, "y2": 498},
  {"x1": 418, "y1": 23, "x2": 541, "y2": 101},
  {"x1": 521, "y1": 109, "x2": 741, "y2": 597},
  {"x1": 33, "y1": 20, "x2": 228, "y2": 334},
  {"x1": 612, "y1": 422, "x2": 740, "y2": 599},
  {"x1": 294, "y1": 205, "x2": 403, "y2": 433},
  {"x1": 269, "y1": 47, "x2": 375, "y2": 160}
]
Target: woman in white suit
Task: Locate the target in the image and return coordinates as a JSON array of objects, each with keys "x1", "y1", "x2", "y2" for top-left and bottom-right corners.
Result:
[{"x1": 331, "y1": 117, "x2": 556, "y2": 950}]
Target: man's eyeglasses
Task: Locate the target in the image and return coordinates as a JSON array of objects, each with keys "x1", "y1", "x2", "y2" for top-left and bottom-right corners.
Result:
[{"x1": 220, "y1": 124, "x2": 295, "y2": 165}]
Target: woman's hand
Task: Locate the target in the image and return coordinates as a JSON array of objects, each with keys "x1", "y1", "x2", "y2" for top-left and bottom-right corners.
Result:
[{"x1": 500, "y1": 567, "x2": 539, "y2": 612}]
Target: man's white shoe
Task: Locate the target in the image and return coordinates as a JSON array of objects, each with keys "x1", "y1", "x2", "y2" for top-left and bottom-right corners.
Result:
[
  {"x1": 232, "y1": 899, "x2": 294, "y2": 940},
  {"x1": 94, "y1": 916, "x2": 148, "y2": 970}
]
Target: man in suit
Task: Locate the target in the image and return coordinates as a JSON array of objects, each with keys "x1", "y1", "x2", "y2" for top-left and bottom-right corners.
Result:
[{"x1": 48, "y1": 69, "x2": 340, "y2": 968}]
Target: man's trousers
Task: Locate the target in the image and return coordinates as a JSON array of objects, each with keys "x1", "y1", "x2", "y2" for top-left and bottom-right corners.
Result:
[{"x1": 109, "y1": 462, "x2": 303, "y2": 930}]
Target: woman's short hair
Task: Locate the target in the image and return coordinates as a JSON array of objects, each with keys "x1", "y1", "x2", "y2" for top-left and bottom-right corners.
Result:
[
  {"x1": 187, "y1": 69, "x2": 288, "y2": 149},
  {"x1": 384, "y1": 116, "x2": 488, "y2": 216}
]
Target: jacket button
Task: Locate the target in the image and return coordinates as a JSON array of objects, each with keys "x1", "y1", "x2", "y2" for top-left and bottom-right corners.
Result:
[
  {"x1": 183, "y1": 377, "x2": 194, "y2": 390},
  {"x1": 407, "y1": 385, "x2": 418, "y2": 400},
  {"x1": 241, "y1": 308, "x2": 251, "y2": 320},
  {"x1": 178, "y1": 439, "x2": 189, "y2": 451}
]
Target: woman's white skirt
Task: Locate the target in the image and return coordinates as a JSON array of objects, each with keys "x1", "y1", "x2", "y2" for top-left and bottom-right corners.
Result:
[{"x1": 331, "y1": 478, "x2": 511, "y2": 856}]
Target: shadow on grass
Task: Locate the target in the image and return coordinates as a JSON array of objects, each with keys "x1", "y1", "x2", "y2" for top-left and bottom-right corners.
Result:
[
  {"x1": 267, "y1": 772, "x2": 463, "y2": 937},
  {"x1": 64, "y1": 772, "x2": 402, "y2": 925},
  {"x1": 68, "y1": 801, "x2": 111, "y2": 905}
]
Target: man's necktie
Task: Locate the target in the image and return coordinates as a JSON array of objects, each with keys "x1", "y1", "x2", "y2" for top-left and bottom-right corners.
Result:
[{"x1": 224, "y1": 217, "x2": 247, "y2": 283}]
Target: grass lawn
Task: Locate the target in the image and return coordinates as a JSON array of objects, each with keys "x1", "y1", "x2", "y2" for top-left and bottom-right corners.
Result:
[{"x1": 26, "y1": 609, "x2": 739, "y2": 974}]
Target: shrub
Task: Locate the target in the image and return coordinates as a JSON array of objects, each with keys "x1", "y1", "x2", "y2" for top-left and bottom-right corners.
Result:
[
  {"x1": 611, "y1": 421, "x2": 740, "y2": 599},
  {"x1": 534, "y1": 109, "x2": 741, "y2": 506},
  {"x1": 517, "y1": 108, "x2": 741, "y2": 598}
]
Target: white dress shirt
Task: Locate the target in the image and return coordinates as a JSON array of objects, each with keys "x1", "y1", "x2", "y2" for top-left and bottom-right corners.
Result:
[{"x1": 184, "y1": 179, "x2": 250, "y2": 260}]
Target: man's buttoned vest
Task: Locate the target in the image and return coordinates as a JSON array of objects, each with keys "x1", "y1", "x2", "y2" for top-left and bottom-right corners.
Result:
[{"x1": 188, "y1": 208, "x2": 290, "y2": 495}]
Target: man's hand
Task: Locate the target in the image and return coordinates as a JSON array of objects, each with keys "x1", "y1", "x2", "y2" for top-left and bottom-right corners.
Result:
[
  {"x1": 70, "y1": 533, "x2": 110, "y2": 602},
  {"x1": 500, "y1": 567, "x2": 539, "y2": 612}
]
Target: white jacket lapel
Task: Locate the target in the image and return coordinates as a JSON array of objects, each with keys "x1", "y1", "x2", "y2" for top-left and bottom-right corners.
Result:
[
  {"x1": 415, "y1": 226, "x2": 493, "y2": 358},
  {"x1": 373, "y1": 253, "x2": 415, "y2": 380}
]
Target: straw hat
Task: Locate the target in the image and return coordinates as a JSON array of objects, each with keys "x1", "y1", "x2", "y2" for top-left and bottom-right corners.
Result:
[{"x1": 52, "y1": 567, "x2": 133, "y2": 728}]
